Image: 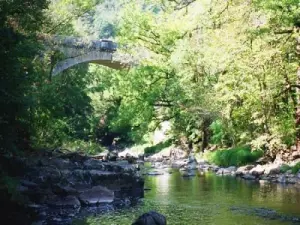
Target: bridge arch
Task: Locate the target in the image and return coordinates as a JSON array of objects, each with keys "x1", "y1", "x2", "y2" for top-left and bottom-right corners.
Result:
[{"x1": 52, "y1": 50, "x2": 126, "y2": 76}]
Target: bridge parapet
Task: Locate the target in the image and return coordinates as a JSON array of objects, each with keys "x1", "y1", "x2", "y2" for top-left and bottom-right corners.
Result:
[{"x1": 42, "y1": 35, "x2": 117, "y2": 58}]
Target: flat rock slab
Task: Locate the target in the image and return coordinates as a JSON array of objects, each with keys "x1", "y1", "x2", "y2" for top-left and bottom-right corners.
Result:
[
  {"x1": 47, "y1": 195, "x2": 81, "y2": 208},
  {"x1": 79, "y1": 186, "x2": 114, "y2": 205}
]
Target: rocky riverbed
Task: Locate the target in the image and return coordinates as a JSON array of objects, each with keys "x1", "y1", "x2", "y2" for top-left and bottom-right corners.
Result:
[
  {"x1": 1, "y1": 150, "x2": 144, "y2": 225},
  {"x1": 143, "y1": 148, "x2": 300, "y2": 186},
  {"x1": 2, "y1": 146, "x2": 300, "y2": 225}
]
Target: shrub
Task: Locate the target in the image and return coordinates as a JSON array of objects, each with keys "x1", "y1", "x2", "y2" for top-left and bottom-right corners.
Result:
[
  {"x1": 291, "y1": 162, "x2": 300, "y2": 174},
  {"x1": 62, "y1": 140, "x2": 105, "y2": 155},
  {"x1": 144, "y1": 140, "x2": 172, "y2": 155},
  {"x1": 209, "y1": 120, "x2": 224, "y2": 145},
  {"x1": 280, "y1": 163, "x2": 300, "y2": 174},
  {"x1": 205, "y1": 146, "x2": 263, "y2": 167},
  {"x1": 280, "y1": 164, "x2": 291, "y2": 173}
]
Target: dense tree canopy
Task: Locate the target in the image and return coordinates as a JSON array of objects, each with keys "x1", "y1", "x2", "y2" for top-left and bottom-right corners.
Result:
[{"x1": 1, "y1": 0, "x2": 300, "y2": 159}]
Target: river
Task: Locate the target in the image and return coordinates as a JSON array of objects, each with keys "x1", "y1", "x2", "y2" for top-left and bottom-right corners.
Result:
[{"x1": 73, "y1": 170, "x2": 300, "y2": 225}]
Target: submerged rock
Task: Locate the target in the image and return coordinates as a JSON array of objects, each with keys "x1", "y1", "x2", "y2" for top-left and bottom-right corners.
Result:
[
  {"x1": 132, "y1": 211, "x2": 166, "y2": 225},
  {"x1": 230, "y1": 206, "x2": 300, "y2": 223}
]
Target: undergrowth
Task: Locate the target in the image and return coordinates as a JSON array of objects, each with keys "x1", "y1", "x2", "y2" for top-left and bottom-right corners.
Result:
[{"x1": 204, "y1": 146, "x2": 263, "y2": 167}]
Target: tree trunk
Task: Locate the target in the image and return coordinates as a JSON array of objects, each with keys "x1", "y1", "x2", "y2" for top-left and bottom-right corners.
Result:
[
  {"x1": 295, "y1": 33, "x2": 300, "y2": 151},
  {"x1": 201, "y1": 118, "x2": 211, "y2": 152}
]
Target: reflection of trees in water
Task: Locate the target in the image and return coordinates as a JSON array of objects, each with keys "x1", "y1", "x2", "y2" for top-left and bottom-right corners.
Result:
[{"x1": 257, "y1": 182, "x2": 300, "y2": 214}]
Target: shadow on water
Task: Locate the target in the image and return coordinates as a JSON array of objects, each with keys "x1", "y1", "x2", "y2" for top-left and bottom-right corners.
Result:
[{"x1": 73, "y1": 170, "x2": 300, "y2": 225}]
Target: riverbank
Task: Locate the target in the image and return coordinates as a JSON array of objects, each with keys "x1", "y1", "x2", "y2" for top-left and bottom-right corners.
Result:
[
  {"x1": 0, "y1": 150, "x2": 144, "y2": 225},
  {"x1": 144, "y1": 147, "x2": 300, "y2": 186}
]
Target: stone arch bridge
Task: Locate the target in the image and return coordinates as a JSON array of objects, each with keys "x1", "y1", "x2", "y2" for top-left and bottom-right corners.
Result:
[{"x1": 43, "y1": 36, "x2": 132, "y2": 76}]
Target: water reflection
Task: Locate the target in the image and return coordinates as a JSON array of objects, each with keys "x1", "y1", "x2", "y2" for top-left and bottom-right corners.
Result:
[{"x1": 73, "y1": 170, "x2": 300, "y2": 225}]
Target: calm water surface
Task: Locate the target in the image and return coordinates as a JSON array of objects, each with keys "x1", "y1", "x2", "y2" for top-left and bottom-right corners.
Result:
[{"x1": 74, "y1": 170, "x2": 300, "y2": 225}]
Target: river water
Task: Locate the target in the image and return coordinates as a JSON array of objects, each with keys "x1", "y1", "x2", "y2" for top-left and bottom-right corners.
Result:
[{"x1": 74, "y1": 170, "x2": 300, "y2": 225}]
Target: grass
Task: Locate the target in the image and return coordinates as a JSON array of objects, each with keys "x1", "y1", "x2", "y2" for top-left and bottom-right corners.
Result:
[
  {"x1": 204, "y1": 146, "x2": 264, "y2": 167},
  {"x1": 280, "y1": 163, "x2": 300, "y2": 174},
  {"x1": 144, "y1": 139, "x2": 173, "y2": 155},
  {"x1": 62, "y1": 140, "x2": 105, "y2": 155}
]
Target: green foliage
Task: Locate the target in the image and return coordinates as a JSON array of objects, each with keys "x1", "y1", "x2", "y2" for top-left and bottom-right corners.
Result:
[
  {"x1": 280, "y1": 164, "x2": 291, "y2": 173},
  {"x1": 205, "y1": 146, "x2": 264, "y2": 167},
  {"x1": 2, "y1": 0, "x2": 300, "y2": 169},
  {"x1": 210, "y1": 120, "x2": 225, "y2": 145},
  {"x1": 280, "y1": 163, "x2": 300, "y2": 174},
  {"x1": 144, "y1": 139, "x2": 172, "y2": 155},
  {"x1": 116, "y1": 0, "x2": 300, "y2": 156},
  {"x1": 291, "y1": 163, "x2": 300, "y2": 174},
  {"x1": 75, "y1": 0, "x2": 121, "y2": 38},
  {"x1": 0, "y1": 0, "x2": 49, "y2": 153},
  {"x1": 30, "y1": 65, "x2": 96, "y2": 148},
  {"x1": 62, "y1": 140, "x2": 105, "y2": 155}
]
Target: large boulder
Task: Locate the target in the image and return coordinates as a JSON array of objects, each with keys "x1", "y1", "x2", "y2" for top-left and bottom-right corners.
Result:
[
  {"x1": 78, "y1": 186, "x2": 114, "y2": 205},
  {"x1": 264, "y1": 164, "x2": 281, "y2": 175},
  {"x1": 236, "y1": 165, "x2": 254, "y2": 176},
  {"x1": 185, "y1": 154, "x2": 198, "y2": 170},
  {"x1": 250, "y1": 165, "x2": 265, "y2": 176},
  {"x1": 132, "y1": 211, "x2": 166, "y2": 225}
]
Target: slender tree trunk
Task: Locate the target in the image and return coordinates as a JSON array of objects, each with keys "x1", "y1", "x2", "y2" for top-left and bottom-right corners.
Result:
[
  {"x1": 201, "y1": 118, "x2": 211, "y2": 152},
  {"x1": 295, "y1": 32, "x2": 300, "y2": 151}
]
